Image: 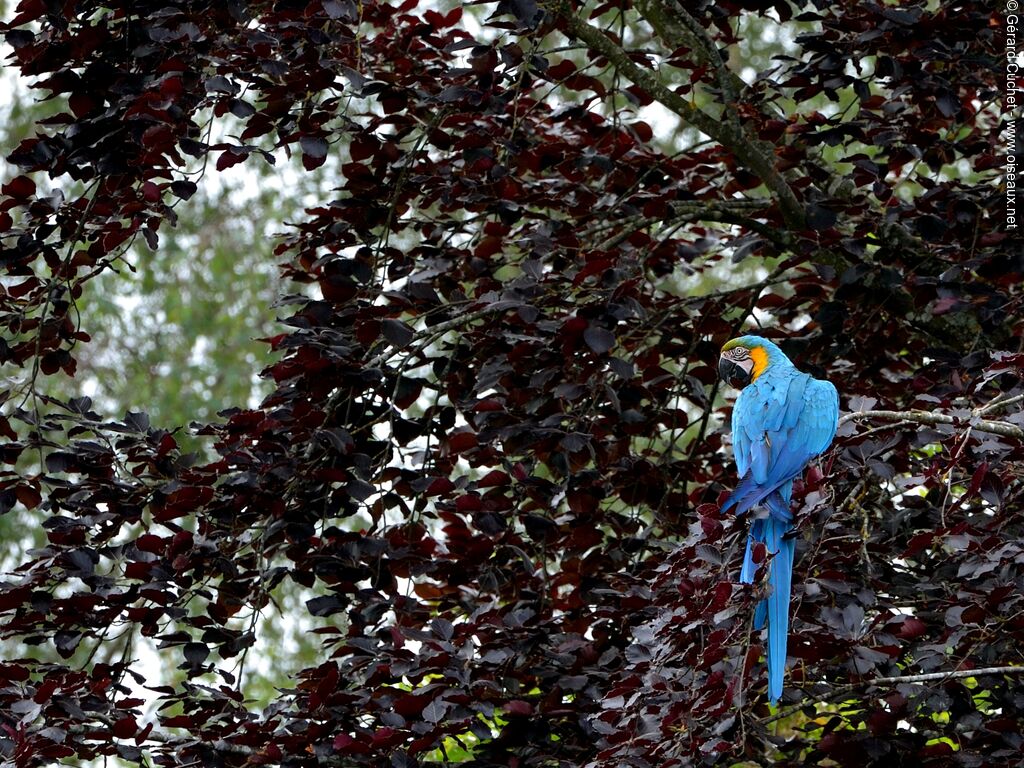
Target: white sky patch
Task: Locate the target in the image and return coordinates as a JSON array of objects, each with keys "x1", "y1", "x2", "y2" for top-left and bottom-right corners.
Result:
[
  {"x1": 789, "y1": 313, "x2": 812, "y2": 331},
  {"x1": 189, "y1": 335, "x2": 212, "y2": 367}
]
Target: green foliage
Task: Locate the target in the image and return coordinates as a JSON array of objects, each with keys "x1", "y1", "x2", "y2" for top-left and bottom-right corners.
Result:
[{"x1": 70, "y1": 178, "x2": 282, "y2": 427}]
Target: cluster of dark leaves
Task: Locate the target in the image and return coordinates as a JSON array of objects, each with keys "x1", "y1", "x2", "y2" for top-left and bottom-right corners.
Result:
[{"x1": 0, "y1": 0, "x2": 1020, "y2": 766}]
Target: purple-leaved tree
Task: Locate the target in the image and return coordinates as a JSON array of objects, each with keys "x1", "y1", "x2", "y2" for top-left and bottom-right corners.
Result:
[{"x1": 0, "y1": 1, "x2": 1019, "y2": 765}]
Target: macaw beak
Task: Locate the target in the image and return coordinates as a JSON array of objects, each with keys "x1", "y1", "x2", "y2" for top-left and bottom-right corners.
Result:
[{"x1": 718, "y1": 357, "x2": 751, "y2": 389}]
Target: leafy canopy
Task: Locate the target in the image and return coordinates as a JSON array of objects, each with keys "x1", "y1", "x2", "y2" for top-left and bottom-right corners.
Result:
[{"x1": 0, "y1": 0, "x2": 1018, "y2": 766}]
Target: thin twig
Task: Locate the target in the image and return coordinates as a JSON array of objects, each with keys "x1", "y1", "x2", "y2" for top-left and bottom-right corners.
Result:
[
  {"x1": 974, "y1": 391, "x2": 1024, "y2": 416},
  {"x1": 762, "y1": 665, "x2": 1024, "y2": 726}
]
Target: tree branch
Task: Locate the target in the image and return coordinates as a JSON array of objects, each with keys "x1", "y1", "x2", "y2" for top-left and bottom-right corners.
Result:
[
  {"x1": 544, "y1": 1, "x2": 805, "y2": 229},
  {"x1": 762, "y1": 665, "x2": 1024, "y2": 726},
  {"x1": 580, "y1": 198, "x2": 768, "y2": 241},
  {"x1": 634, "y1": 0, "x2": 742, "y2": 107},
  {"x1": 593, "y1": 199, "x2": 777, "y2": 249},
  {"x1": 840, "y1": 409, "x2": 1024, "y2": 440},
  {"x1": 976, "y1": 391, "x2": 1024, "y2": 416}
]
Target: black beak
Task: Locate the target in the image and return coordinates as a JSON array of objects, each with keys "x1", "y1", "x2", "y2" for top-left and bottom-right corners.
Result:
[{"x1": 718, "y1": 357, "x2": 751, "y2": 389}]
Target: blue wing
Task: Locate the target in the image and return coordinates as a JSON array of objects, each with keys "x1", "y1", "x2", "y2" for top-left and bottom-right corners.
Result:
[{"x1": 724, "y1": 374, "x2": 838, "y2": 517}]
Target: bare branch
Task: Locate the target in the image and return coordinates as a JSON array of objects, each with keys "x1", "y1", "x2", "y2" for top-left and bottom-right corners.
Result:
[
  {"x1": 580, "y1": 198, "x2": 769, "y2": 241},
  {"x1": 840, "y1": 409, "x2": 1024, "y2": 440},
  {"x1": 762, "y1": 665, "x2": 1024, "y2": 726},
  {"x1": 975, "y1": 391, "x2": 1024, "y2": 416}
]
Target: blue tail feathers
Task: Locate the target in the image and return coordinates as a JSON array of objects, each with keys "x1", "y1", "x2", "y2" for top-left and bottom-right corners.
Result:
[
  {"x1": 737, "y1": 494, "x2": 795, "y2": 704},
  {"x1": 764, "y1": 516, "x2": 794, "y2": 704}
]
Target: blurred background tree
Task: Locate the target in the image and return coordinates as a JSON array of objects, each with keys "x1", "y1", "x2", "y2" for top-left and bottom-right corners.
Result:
[{"x1": 0, "y1": 0, "x2": 322, "y2": 703}]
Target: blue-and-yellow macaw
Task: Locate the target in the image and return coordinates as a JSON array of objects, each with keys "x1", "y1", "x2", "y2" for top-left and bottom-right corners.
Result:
[{"x1": 717, "y1": 335, "x2": 838, "y2": 703}]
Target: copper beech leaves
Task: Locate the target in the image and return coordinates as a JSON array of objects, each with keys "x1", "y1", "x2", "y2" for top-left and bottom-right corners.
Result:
[{"x1": 0, "y1": 0, "x2": 1018, "y2": 766}]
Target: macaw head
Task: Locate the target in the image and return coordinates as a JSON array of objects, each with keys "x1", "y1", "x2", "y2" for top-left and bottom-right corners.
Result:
[{"x1": 718, "y1": 335, "x2": 786, "y2": 389}]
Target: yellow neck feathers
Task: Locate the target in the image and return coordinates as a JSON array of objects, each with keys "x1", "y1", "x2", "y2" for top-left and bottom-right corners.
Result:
[{"x1": 749, "y1": 346, "x2": 769, "y2": 381}]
